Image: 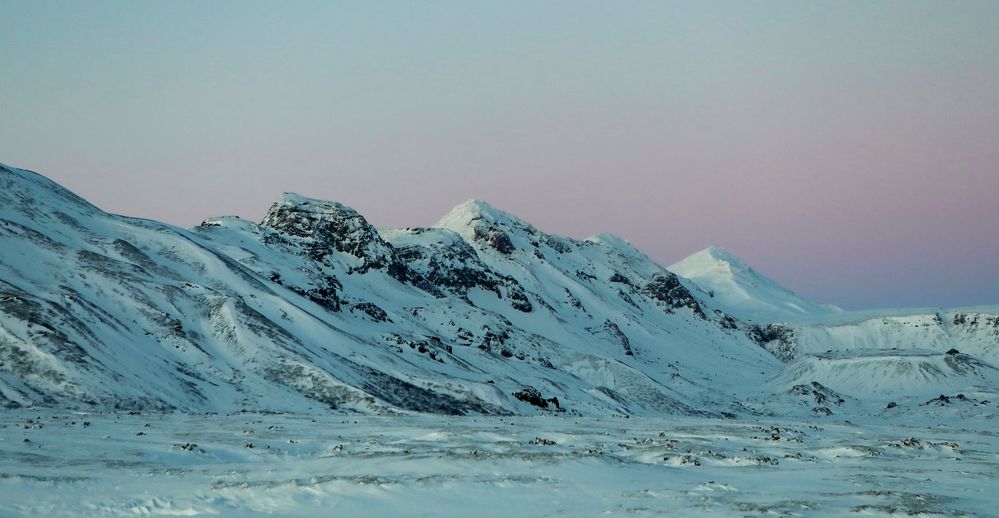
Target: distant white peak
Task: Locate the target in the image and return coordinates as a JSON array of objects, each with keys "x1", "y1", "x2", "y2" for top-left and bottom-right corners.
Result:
[
  {"x1": 670, "y1": 246, "x2": 841, "y2": 319},
  {"x1": 434, "y1": 199, "x2": 531, "y2": 232},
  {"x1": 671, "y1": 246, "x2": 773, "y2": 289}
]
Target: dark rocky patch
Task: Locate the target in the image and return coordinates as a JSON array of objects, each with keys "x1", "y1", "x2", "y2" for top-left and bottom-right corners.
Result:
[
  {"x1": 609, "y1": 272, "x2": 633, "y2": 286},
  {"x1": 588, "y1": 320, "x2": 633, "y2": 355},
  {"x1": 353, "y1": 302, "x2": 389, "y2": 323},
  {"x1": 512, "y1": 387, "x2": 560, "y2": 410},
  {"x1": 640, "y1": 273, "x2": 706, "y2": 319},
  {"x1": 473, "y1": 225, "x2": 515, "y2": 255},
  {"x1": 747, "y1": 324, "x2": 796, "y2": 362},
  {"x1": 790, "y1": 381, "x2": 845, "y2": 407}
]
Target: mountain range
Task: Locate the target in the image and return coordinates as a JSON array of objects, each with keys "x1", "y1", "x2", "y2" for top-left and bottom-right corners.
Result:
[{"x1": 1, "y1": 163, "x2": 996, "y2": 418}]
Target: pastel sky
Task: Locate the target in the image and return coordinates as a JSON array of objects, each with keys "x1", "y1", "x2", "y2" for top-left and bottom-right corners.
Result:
[{"x1": 2, "y1": 1, "x2": 998, "y2": 309}]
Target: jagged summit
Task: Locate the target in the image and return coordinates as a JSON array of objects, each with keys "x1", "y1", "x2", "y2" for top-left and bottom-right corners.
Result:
[
  {"x1": 260, "y1": 191, "x2": 401, "y2": 272},
  {"x1": 261, "y1": 192, "x2": 368, "y2": 233},
  {"x1": 670, "y1": 246, "x2": 840, "y2": 320},
  {"x1": 432, "y1": 199, "x2": 544, "y2": 257},
  {"x1": 265, "y1": 192, "x2": 362, "y2": 218}
]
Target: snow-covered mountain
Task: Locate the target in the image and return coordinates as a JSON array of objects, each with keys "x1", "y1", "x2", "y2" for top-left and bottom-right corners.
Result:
[
  {"x1": 1, "y1": 163, "x2": 997, "y2": 417},
  {"x1": 669, "y1": 245, "x2": 841, "y2": 320}
]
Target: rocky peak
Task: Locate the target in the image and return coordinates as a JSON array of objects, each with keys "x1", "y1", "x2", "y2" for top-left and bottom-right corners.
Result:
[
  {"x1": 260, "y1": 193, "x2": 398, "y2": 274},
  {"x1": 437, "y1": 199, "x2": 523, "y2": 227},
  {"x1": 434, "y1": 199, "x2": 541, "y2": 255}
]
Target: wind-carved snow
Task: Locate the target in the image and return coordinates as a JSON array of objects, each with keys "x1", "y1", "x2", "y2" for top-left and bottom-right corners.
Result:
[{"x1": 2, "y1": 411, "x2": 997, "y2": 517}]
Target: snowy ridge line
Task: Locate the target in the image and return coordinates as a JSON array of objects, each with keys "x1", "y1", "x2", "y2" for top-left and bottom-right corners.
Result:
[{"x1": 0, "y1": 162, "x2": 997, "y2": 417}]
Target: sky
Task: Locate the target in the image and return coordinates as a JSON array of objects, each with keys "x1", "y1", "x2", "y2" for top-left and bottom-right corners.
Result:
[{"x1": 1, "y1": 1, "x2": 998, "y2": 310}]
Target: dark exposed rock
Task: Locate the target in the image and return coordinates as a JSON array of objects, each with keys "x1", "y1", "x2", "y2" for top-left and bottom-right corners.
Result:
[
  {"x1": 292, "y1": 277, "x2": 342, "y2": 312},
  {"x1": 617, "y1": 289, "x2": 638, "y2": 307},
  {"x1": 565, "y1": 288, "x2": 584, "y2": 310},
  {"x1": 513, "y1": 387, "x2": 549, "y2": 408},
  {"x1": 479, "y1": 329, "x2": 510, "y2": 352},
  {"x1": 609, "y1": 272, "x2": 633, "y2": 286},
  {"x1": 640, "y1": 273, "x2": 706, "y2": 319},
  {"x1": 473, "y1": 225, "x2": 515, "y2": 255},
  {"x1": 747, "y1": 324, "x2": 796, "y2": 362},
  {"x1": 392, "y1": 230, "x2": 531, "y2": 312},
  {"x1": 946, "y1": 348, "x2": 960, "y2": 355},
  {"x1": 952, "y1": 313, "x2": 999, "y2": 332},
  {"x1": 716, "y1": 312, "x2": 738, "y2": 330},
  {"x1": 812, "y1": 406, "x2": 833, "y2": 416},
  {"x1": 353, "y1": 302, "x2": 389, "y2": 323},
  {"x1": 588, "y1": 320, "x2": 634, "y2": 356},
  {"x1": 886, "y1": 401, "x2": 897, "y2": 409},
  {"x1": 925, "y1": 394, "x2": 951, "y2": 406},
  {"x1": 508, "y1": 289, "x2": 533, "y2": 313},
  {"x1": 790, "y1": 381, "x2": 845, "y2": 407},
  {"x1": 261, "y1": 195, "x2": 425, "y2": 288},
  {"x1": 543, "y1": 235, "x2": 573, "y2": 254}
]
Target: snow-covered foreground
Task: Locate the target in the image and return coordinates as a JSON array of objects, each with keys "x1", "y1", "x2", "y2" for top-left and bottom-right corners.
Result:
[{"x1": 2, "y1": 412, "x2": 996, "y2": 517}]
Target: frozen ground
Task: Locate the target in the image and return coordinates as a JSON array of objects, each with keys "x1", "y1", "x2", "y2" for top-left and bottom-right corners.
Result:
[{"x1": 1, "y1": 412, "x2": 996, "y2": 517}]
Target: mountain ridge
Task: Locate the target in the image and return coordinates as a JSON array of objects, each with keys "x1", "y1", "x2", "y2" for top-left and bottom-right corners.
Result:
[{"x1": 1, "y1": 162, "x2": 996, "y2": 418}]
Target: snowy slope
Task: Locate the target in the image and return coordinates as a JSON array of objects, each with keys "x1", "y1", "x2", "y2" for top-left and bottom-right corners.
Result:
[
  {"x1": 1, "y1": 163, "x2": 997, "y2": 416},
  {"x1": 0, "y1": 166, "x2": 777, "y2": 416},
  {"x1": 669, "y1": 246, "x2": 841, "y2": 320}
]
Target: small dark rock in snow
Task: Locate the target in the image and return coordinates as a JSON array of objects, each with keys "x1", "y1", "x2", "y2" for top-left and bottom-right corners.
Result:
[
  {"x1": 886, "y1": 402, "x2": 897, "y2": 409},
  {"x1": 513, "y1": 387, "x2": 549, "y2": 409},
  {"x1": 680, "y1": 455, "x2": 701, "y2": 466},
  {"x1": 756, "y1": 456, "x2": 779, "y2": 466},
  {"x1": 925, "y1": 394, "x2": 951, "y2": 406}
]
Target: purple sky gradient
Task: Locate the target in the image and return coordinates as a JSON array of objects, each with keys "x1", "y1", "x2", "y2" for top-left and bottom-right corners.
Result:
[{"x1": 1, "y1": 1, "x2": 997, "y2": 309}]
